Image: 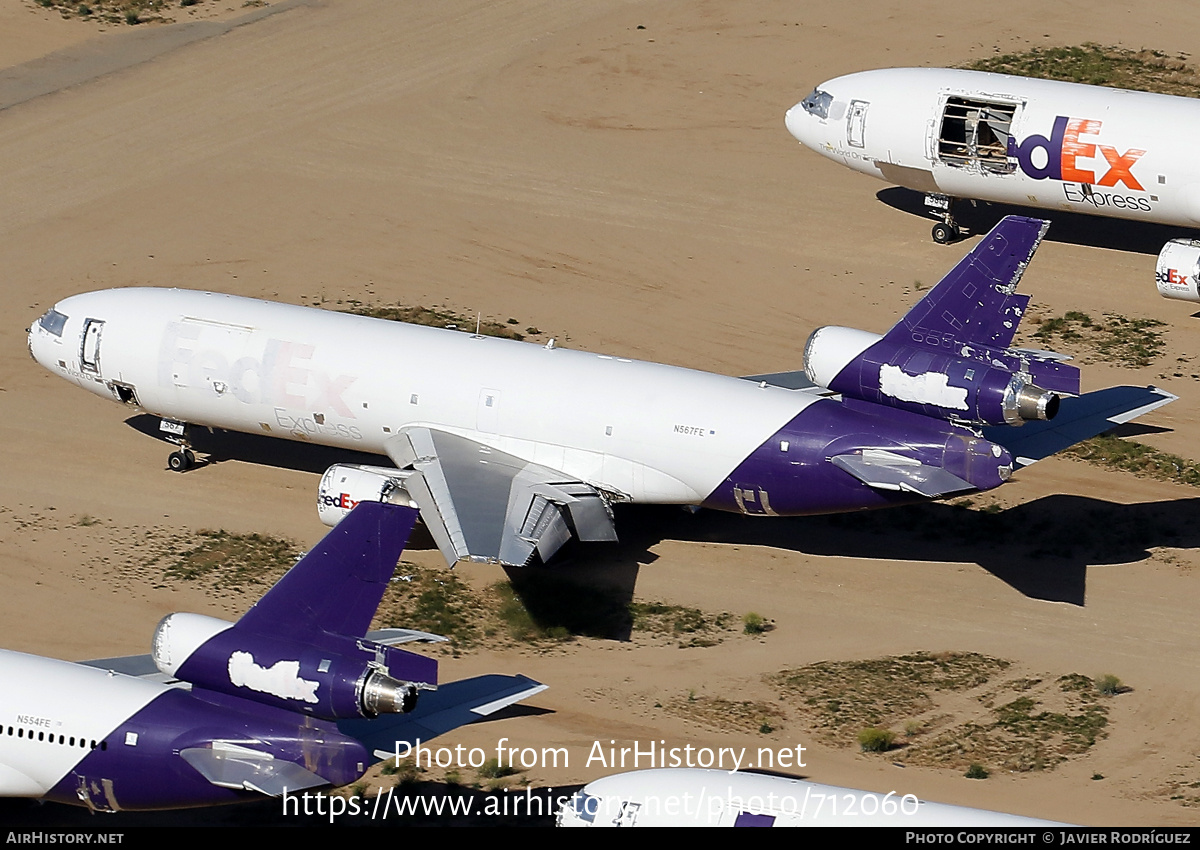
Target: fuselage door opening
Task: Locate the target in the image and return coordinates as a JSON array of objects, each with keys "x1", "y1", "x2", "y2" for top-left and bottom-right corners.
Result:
[
  {"x1": 80, "y1": 319, "x2": 104, "y2": 376},
  {"x1": 937, "y1": 97, "x2": 1018, "y2": 174},
  {"x1": 847, "y1": 100, "x2": 869, "y2": 148}
]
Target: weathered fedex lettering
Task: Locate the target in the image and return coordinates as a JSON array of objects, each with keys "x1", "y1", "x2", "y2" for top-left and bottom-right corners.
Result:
[
  {"x1": 1010, "y1": 116, "x2": 1146, "y2": 189},
  {"x1": 319, "y1": 492, "x2": 361, "y2": 511},
  {"x1": 158, "y1": 322, "x2": 358, "y2": 416}
]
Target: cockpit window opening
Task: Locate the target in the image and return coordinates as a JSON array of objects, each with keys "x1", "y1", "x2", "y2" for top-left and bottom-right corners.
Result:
[
  {"x1": 800, "y1": 88, "x2": 833, "y2": 119},
  {"x1": 937, "y1": 97, "x2": 1017, "y2": 174},
  {"x1": 38, "y1": 309, "x2": 68, "y2": 338}
]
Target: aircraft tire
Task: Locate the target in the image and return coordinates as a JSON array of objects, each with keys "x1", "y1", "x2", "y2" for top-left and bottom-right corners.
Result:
[
  {"x1": 168, "y1": 451, "x2": 190, "y2": 472},
  {"x1": 932, "y1": 222, "x2": 958, "y2": 244}
]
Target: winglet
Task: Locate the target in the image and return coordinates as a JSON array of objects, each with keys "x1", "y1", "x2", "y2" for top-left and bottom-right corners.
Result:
[
  {"x1": 236, "y1": 501, "x2": 419, "y2": 640},
  {"x1": 885, "y1": 216, "x2": 1049, "y2": 349}
]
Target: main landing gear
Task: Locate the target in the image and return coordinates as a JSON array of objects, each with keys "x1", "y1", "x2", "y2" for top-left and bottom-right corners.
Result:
[
  {"x1": 160, "y1": 418, "x2": 200, "y2": 472},
  {"x1": 925, "y1": 193, "x2": 963, "y2": 244}
]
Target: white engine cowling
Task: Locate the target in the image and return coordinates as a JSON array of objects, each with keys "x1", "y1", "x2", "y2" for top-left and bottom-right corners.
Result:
[
  {"x1": 1156, "y1": 239, "x2": 1200, "y2": 302},
  {"x1": 804, "y1": 326, "x2": 883, "y2": 388},
  {"x1": 317, "y1": 463, "x2": 416, "y2": 527},
  {"x1": 152, "y1": 612, "x2": 233, "y2": 676}
]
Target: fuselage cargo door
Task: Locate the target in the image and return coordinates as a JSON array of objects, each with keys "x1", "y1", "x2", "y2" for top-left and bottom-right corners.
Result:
[
  {"x1": 847, "y1": 100, "x2": 869, "y2": 148},
  {"x1": 936, "y1": 97, "x2": 1017, "y2": 174},
  {"x1": 80, "y1": 319, "x2": 104, "y2": 376}
]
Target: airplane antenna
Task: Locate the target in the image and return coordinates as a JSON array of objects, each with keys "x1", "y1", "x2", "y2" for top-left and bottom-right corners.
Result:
[{"x1": 476, "y1": 313, "x2": 481, "y2": 335}]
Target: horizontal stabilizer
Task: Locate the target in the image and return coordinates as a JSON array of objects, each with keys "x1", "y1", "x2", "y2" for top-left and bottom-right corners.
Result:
[
  {"x1": 338, "y1": 673, "x2": 547, "y2": 762},
  {"x1": 364, "y1": 628, "x2": 450, "y2": 646},
  {"x1": 181, "y1": 742, "x2": 328, "y2": 795},
  {"x1": 831, "y1": 449, "x2": 975, "y2": 497},
  {"x1": 983, "y1": 386, "x2": 1177, "y2": 468},
  {"x1": 886, "y1": 216, "x2": 1048, "y2": 349}
]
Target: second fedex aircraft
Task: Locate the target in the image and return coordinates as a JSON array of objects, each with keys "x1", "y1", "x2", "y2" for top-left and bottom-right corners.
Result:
[
  {"x1": 785, "y1": 67, "x2": 1200, "y2": 295},
  {"x1": 28, "y1": 217, "x2": 1171, "y2": 567}
]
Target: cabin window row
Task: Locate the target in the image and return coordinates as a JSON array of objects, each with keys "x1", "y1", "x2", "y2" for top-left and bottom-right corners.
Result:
[{"x1": 6, "y1": 726, "x2": 106, "y2": 750}]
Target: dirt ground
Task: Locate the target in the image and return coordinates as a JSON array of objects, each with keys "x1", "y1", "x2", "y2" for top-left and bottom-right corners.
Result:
[{"x1": 2, "y1": 0, "x2": 1200, "y2": 827}]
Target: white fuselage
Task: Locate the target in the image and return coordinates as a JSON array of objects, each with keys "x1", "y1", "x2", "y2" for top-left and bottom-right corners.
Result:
[
  {"x1": 0, "y1": 650, "x2": 162, "y2": 800},
  {"x1": 786, "y1": 67, "x2": 1200, "y2": 227},
  {"x1": 29, "y1": 288, "x2": 819, "y2": 505}
]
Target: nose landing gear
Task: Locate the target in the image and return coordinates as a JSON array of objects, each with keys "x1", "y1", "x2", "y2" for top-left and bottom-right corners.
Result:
[
  {"x1": 160, "y1": 418, "x2": 203, "y2": 472},
  {"x1": 925, "y1": 193, "x2": 964, "y2": 244},
  {"x1": 167, "y1": 449, "x2": 196, "y2": 472}
]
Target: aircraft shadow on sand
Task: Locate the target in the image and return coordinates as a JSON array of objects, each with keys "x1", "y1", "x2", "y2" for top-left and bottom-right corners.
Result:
[
  {"x1": 877, "y1": 187, "x2": 1198, "y2": 255},
  {"x1": 607, "y1": 494, "x2": 1200, "y2": 607},
  {"x1": 125, "y1": 416, "x2": 1193, "y2": 610}
]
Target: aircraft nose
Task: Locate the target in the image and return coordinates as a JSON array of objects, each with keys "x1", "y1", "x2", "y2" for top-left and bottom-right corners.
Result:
[{"x1": 785, "y1": 103, "x2": 815, "y2": 147}]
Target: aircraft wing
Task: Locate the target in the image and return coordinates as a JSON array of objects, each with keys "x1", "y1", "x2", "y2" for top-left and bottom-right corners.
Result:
[
  {"x1": 80, "y1": 654, "x2": 178, "y2": 684},
  {"x1": 885, "y1": 215, "x2": 1048, "y2": 349},
  {"x1": 739, "y1": 371, "x2": 825, "y2": 392},
  {"x1": 385, "y1": 427, "x2": 617, "y2": 567},
  {"x1": 338, "y1": 673, "x2": 548, "y2": 762},
  {"x1": 983, "y1": 385, "x2": 1177, "y2": 468}
]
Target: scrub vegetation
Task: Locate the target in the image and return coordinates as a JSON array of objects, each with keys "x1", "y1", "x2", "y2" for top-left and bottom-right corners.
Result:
[
  {"x1": 373, "y1": 565, "x2": 750, "y2": 651},
  {"x1": 31, "y1": 0, "x2": 195, "y2": 25},
  {"x1": 665, "y1": 694, "x2": 787, "y2": 735},
  {"x1": 1027, "y1": 311, "x2": 1166, "y2": 368},
  {"x1": 136, "y1": 527, "x2": 758, "y2": 650},
  {"x1": 769, "y1": 652, "x2": 1011, "y2": 739},
  {"x1": 154, "y1": 529, "x2": 301, "y2": 593},
  {"x1": 963, "y1": 44, "x2": 1200, "y2": 98},
  {"x1": 1062, "y1": 435, "x2": 1200, "y2": 488},
  {"x1": 338, "y1": 301, "x2": 534, "y2": 341},
  {"x1": 768, "y1": 653, "x2": 1112, "y2": 774}
]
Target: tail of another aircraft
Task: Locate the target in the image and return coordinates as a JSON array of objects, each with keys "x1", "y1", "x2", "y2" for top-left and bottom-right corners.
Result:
[{"x1": 804, "y1": 216, "x2": 1079, "y2": 427}]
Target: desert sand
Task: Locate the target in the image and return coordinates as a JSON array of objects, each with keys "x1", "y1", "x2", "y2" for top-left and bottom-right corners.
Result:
[{"x1": 2, "y1": 0, "x2": 1200, "y2": 827}]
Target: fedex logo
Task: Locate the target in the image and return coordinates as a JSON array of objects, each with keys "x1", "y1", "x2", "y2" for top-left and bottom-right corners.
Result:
[
  {"x1": 319, "y1": 492, "x2": 360, "y2": 510},
  {"x1": 1156, "y1": 267, "x2": 1191, "y2": 287},
  {"x1": 1009, "y1": 116, "x2": 1146, "y2": 190}
]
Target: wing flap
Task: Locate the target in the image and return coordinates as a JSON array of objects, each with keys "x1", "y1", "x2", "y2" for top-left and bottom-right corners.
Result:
[{"x1": 386, "y1": 428, "x2": 614, "y2": 566}]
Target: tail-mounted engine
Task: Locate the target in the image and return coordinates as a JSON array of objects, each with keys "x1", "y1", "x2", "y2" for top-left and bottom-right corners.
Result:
[
  {"x1": 1156, "y1": 239, "x2": 1200, "y2": 302},
  {"x1": 804, "y1": 325, "x2": 1079, "y2": 427},
  {"x1": 152, "y1": 612, "x2": 437, "y2": 720}
]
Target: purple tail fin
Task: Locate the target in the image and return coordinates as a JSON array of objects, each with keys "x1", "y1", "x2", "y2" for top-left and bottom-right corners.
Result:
[
  {"x1": 885, "y1": 216, "x2": 1049, "y2": 349},
  {"x1": 237, "y1": 501, "x2": 418, "y2": 640}
]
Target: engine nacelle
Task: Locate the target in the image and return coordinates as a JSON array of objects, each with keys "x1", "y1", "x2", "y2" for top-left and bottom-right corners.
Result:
[
  {"x1": 152, "y1": 613, "x2": 436, "y2": 720},
  {"x1": 318, "y1": 463, "x2": 416, "y2": 527},
  {"x1": 804, "y1": 325, "x2": 1070, "y2": 427},
  {"x1": 1156, "y1": 239, "x2": 1200, "y2": 302}
]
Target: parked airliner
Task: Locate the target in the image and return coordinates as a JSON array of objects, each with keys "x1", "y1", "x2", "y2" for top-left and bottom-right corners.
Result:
[
  {"x1": 0, "y1": 501, "x2": 544, "y2": 810},
  {"x1": 28, "y1": 217, "x2": 1172, "y2": 567},
  {"x1": 557, "y1": 768, "x2": 1064, "y2": 827},
  {"x1": 786, "y1": 67, "x2": 1200, "y2": 302}
]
